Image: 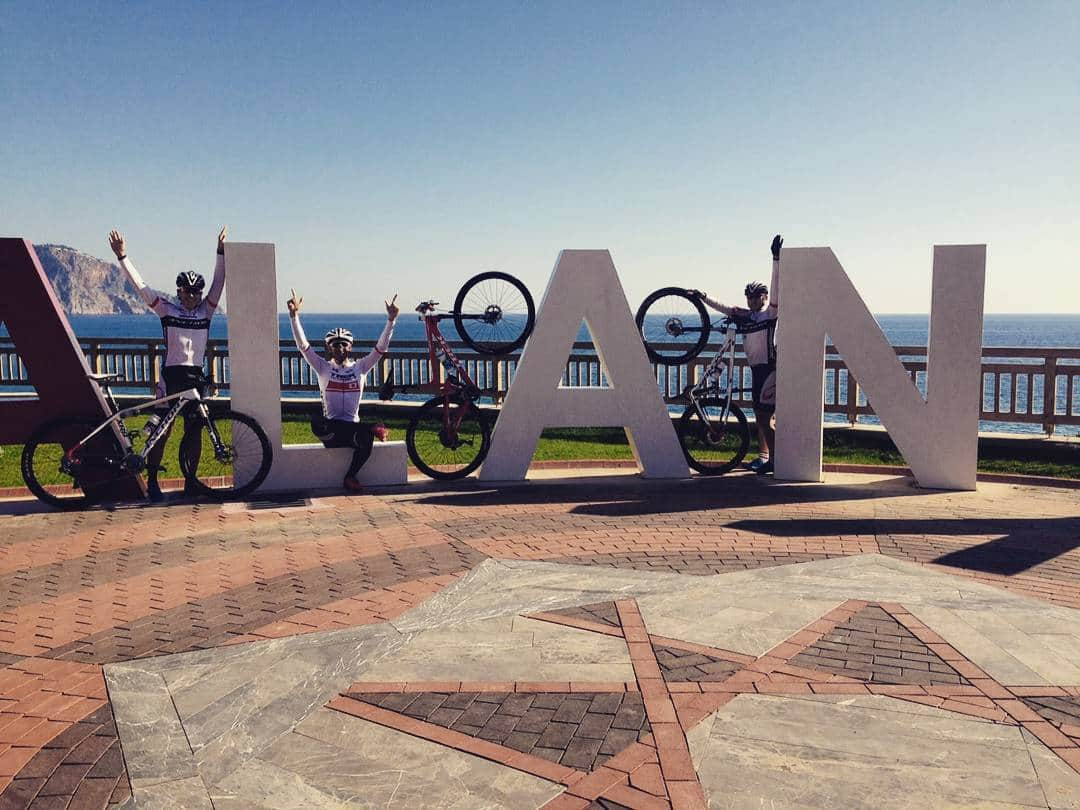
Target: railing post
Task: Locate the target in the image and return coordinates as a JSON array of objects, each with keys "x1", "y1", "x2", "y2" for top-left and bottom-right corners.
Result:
[
  {"x1": 88, "y1": 340, "x2": 104, "y2": 374},
  {"x1": 846, "y1": 368, "x2": 859, "y2": 425},
  {"x1": 1044, "y1": 353, "x2": 1058, "y2": 436}
]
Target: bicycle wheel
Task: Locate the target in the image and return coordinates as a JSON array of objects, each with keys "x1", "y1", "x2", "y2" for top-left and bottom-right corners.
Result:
[
  {"x1": 635, "y1": 287, "x2": 711, "y2": 365},
  {"x1": 179, "y1": 409, "x2": 273, "y2": 499},
  {"x1": 677, "y1": 397, "x2": 750, "y2": 475},
  {"x1": 453, "y1": 271, "x2": 535, "y2": 355},
  {"x1": 406, "y1": 396, "x2": 491, "y2": 480},
  {"x1": 21, "y1": 417, "x2": 125, "y2": 509}
]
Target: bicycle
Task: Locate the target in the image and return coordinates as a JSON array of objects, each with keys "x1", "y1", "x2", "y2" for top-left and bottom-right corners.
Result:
[
  {"x1": 635, "y1": 288, "x2": 751, "y2": 474},
  {"x1": 21, "y1": 371, "x2": 273, "y2": 509},
  {"x1": 380, "y1": 271, "x2": 536, "y2": 480}
]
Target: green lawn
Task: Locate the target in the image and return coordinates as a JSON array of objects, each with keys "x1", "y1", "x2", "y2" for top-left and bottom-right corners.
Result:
[{"x1": 2, "y1": 414, "x2": 1077, "y2": 489}]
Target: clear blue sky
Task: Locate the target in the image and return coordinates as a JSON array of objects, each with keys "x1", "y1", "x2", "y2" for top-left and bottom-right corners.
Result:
[{"x1": 3, "y1": 1, "x2": 1078, "y2": 313}]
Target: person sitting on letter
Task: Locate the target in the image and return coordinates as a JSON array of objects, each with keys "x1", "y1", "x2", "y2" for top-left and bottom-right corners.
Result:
[{"x1": 286, "y1": 289, "x2": 398, "y2": 493}]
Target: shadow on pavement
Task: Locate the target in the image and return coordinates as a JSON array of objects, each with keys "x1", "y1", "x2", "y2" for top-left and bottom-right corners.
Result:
[
  {"x1": 729, "y1": 516, "x2": 1080, "y2": 576},
  {"x1": 406, "y1": 473, "x2": 931, "y2": 516}
]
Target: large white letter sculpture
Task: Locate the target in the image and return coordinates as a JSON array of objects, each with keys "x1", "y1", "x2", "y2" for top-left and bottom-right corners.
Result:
[
  {"x1": 775, "y1": 245, "x2": 986, "y2": 490},
  {"x1": 224, "y1": 243, "x2": 407, "y2": 491},
  {"x1": 479, "y1": 250, "x2": 687, "y2": 481}
]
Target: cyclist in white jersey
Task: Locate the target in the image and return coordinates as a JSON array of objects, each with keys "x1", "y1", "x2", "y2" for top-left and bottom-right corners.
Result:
[
  {"x1": 694, "y1": 234, "x2": 782, "y2": 475},
  {"x1": 286, "y1": 289, "x2": 399, "y2": 493},
  {"x1": 109, "y1": 226, "x2": 227, "y2": 500}
]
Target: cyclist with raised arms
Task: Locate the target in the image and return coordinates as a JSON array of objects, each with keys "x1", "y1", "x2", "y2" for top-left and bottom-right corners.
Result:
[
  {"x1": 108, "y1": 226, "x2": 227, "y2": 500},
  {"x1": 286, "y1": 289, "x2": 399, "y2": 493},
  {"x1": 692, "y1": 234, "x2": 782, "y2": 475}
]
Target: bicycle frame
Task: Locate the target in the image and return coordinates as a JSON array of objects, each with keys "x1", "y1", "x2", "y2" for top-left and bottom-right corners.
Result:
[
  {"x1": 421, "y1": 313, "x2": 481, "y2": 398},
  {"x1": 65, "y1": 387, "x2": 220, "y2": 472},
  {"x1": 682, "y1": 319, "x2": 742, "y2": 423}
]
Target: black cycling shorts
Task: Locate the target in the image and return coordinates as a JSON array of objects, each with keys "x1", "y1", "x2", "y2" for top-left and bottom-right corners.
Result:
[
  {"x1": 310, "y1": 415, "x2": 374, "y2": 450},
  {"x1": 750, "y1": 362, "x2": 776, "y2": 412},
  {"x1": 162, "y1": 365, "x2": 210, "y2": 397},
  {"x1": 161, "y1": 366, "x2": 210, "y2": 425}
]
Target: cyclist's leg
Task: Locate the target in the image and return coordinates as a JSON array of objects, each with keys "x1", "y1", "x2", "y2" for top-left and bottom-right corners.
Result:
[
  {"x1": 179, "y1": 411, "x2": 203, "y2": 494},
  {"x1": 178, "y1": 369, "x2": 211, "y2": 494},
  {"x1": 145, "y1": 378, "x2": 174, "y2": 500},
  {"x1": 751, "y1": 364, "x2": 777, "y2": 474},
  {"x1": 345, "y1": 424, "x2": 375, "y2": 480}
]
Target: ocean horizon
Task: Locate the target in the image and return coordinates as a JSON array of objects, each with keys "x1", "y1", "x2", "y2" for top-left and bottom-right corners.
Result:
[{"x1": 5, "y1": 311, "x2": 1075, "y2": 349}]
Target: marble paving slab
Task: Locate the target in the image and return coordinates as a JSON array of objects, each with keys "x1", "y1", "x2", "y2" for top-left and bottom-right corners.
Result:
[
  {"x1": 691, "y1": 693, "x2": 1080, "y2": 809},
  {"x1": 104, "y1": 554, "x2": 1080, "y2": 808}
]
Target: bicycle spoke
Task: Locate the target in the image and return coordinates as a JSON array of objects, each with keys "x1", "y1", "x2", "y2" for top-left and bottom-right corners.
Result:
[
  {"x1": 22, "y1": 418, "x2": 125, "y2": 508},
  {"x1": 406, "y1": 398, "x2": 489, "y2": 479},
  {"x1": 453, "y1": 272, "x2": 536, "y2": 355},
  {"x1": 635, "y1": 288, "x2": 710, "y2": 366},
  {"x1": 678, "y1": 397, "x2": 749, "y2": 474},
  {"x1": 181, "y1": 411, "x2": 272, "y2": 498}
]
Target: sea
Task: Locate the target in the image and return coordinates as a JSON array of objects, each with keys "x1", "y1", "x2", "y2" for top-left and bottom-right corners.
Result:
[
  {"x1": 4, "y1": 313, "x2": 1079, "y2": 436},
  {"x1": 29, "y1": 311, "x2": 1080, "y2": 350}
]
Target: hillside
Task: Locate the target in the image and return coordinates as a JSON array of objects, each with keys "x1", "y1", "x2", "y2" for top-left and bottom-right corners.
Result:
[
  {"x1": 33, "y1": 244, "x2": 147, "y2": 314},
  {"x1": 31, "y1": 244, "x2": 225, "y2": 315}
]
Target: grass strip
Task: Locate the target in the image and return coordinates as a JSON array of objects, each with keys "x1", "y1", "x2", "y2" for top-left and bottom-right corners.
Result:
[{"x1": 2, "y1": 415, "x2": 1077, "y2": 489}]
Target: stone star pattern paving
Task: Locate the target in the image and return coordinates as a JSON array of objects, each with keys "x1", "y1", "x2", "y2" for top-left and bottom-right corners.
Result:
[
  {"x1": 0, "y1": 472, "x2": 1078, "y2": 806},
  {"x1": 330, "y1": 597, "x2": 1080, "y2": 808}
]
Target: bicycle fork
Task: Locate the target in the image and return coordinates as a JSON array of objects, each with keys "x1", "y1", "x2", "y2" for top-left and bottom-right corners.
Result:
[
  {"x1": 196, "y1": 404, "x2": 232, "y2": 461},
  {"x1": 440, "y1": 399, "x2": 480, "y2": 450}
]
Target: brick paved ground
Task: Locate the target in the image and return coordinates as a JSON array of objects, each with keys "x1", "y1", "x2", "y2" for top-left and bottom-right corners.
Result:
[{"x1": 0, "y1": 471, "x2": 1078, "y2": 807}]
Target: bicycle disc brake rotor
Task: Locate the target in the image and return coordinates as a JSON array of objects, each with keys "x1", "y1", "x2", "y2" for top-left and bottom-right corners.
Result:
[
  {"x1": 664, "y1": 317, "x2": 685, "y2": 337},
  {"x1": 438, "y1": 427, "x2": 473, "y2": 450},
  {"x1": 699, "y1": 422, "x2": 729, "y2": 447}
]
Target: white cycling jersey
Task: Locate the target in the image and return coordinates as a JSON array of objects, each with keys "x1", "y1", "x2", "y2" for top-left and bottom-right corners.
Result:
[
  {"x1": 120, "y1": 254, "x2": 225, "y2": 367},
  {"x1": 701, "y1": 258, "x2": 780, "y2": 367},
  {"x1": 290, "y1": 313, "x2": 394, "y2": 422}
]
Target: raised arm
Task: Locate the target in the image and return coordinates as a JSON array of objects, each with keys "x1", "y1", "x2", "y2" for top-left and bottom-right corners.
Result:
[
  {"x1": 768, "y1": 234, "x2": 782, "y2": 312},
  {"x1": 286, "y1": 289, "x2": 327, "y2": 372},
  {"x1": 109, "y1": 229, "x2": 164, "y2": 310},
  {"x1": 206, "y1": 226, "x2": 227, "y2": 309},
  {"x1": 356, "y1": 294, "x2": 399, "y2": 374}
]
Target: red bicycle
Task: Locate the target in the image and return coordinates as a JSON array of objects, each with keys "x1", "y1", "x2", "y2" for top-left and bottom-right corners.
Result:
[{"x1": 382, "y1": 271, "x2": 535, "y2": 479}]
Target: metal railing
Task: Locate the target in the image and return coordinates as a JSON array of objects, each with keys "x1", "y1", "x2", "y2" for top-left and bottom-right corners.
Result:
[{"x1": 2, "y1": 337, "x2": 1078, "y2": 435}]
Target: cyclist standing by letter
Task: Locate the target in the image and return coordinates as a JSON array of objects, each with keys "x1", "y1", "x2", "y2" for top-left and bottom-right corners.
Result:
[
  {"x1": 108, "y1": 226, "x2": 227, "y2": 501},
  {"x1": 286, "y1": 290, "x2": 398, "y2": 493},
  {"x1": 694, "y1": 234, "x2": 782, "y2": 475}
]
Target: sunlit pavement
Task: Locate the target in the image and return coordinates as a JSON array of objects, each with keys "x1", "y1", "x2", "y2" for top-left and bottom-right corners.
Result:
[{"x1": 1, "y1": 470, "x2": 1079, "y2": 808}]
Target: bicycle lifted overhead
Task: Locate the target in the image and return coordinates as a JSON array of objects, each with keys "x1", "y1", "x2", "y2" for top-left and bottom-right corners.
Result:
[
  {"x1": 380, "y1": 271, "x2": 535, "y2": 479},
  {"x1": 21, "y1": 372, "x2": 272, "y2": 509},
  {"x1": 635, "y1": 288, "x2": 751, "y2": 474}
]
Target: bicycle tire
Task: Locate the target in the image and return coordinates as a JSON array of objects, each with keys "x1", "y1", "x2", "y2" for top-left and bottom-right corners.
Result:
[
  {"x1": 406, "y1": 396, "x2": 491, "y2": 480},
  {"x1": 179, "y1": 409, "x2": 273, "y2": 499},
  {"x1": 635, "y1": 287, "x2": 711, "y2": 365},
  {"x1": 21, "y1": 417, "x2": 125, "y2": 509},
  {"x1": 453, "y1": 271, "x2": 535, "y2": 355},
  {"x1": 677, "y1": 397, "x2": 750, "y2": 475}
]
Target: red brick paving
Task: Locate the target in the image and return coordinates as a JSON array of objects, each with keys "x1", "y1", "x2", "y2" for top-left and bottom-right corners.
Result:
[{"x1": 0, "y1": 475, "x2": 1076, "y2": 806}]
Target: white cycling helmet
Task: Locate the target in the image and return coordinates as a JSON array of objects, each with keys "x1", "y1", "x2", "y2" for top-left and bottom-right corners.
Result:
[{"x1": 325, "y1": 327, "x2": 353, "y2": 347}]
